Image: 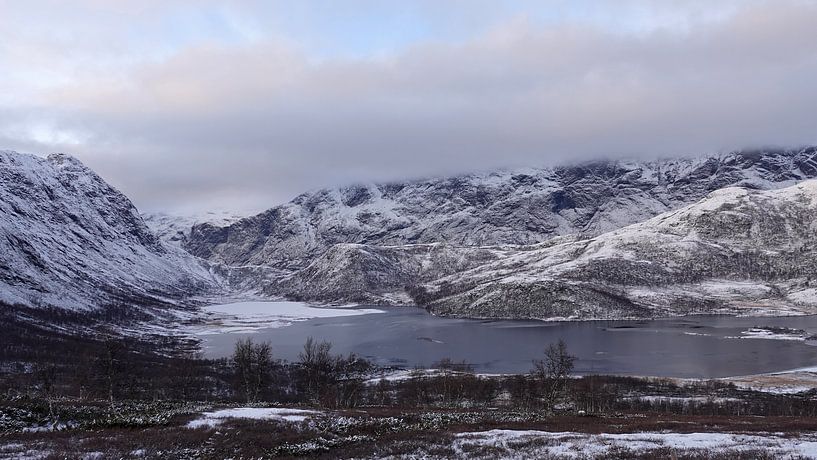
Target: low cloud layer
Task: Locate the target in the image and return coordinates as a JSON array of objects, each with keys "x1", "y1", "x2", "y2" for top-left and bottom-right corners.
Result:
[{"x1": 1, "y1": 1, "x2": 816, "y2": 213}]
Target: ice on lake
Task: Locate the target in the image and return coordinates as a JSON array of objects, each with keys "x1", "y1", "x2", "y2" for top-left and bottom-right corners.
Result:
[{"x1": 194, "y1": 301, "x2": 384, "y2": 335}]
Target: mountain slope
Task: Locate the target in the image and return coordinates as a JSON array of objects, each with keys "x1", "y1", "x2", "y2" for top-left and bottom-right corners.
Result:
[
  {"x1": 0, "y1": 150, "x2": 222, "y2": 311},
  {"x1": 415, "y1": 180, "x2": 817, "y2": 320},
  {"x1": 269, "y1": 243, "x2": 517, "y2": 304},
  {"x1": 185, "y1": 147, "x2": 817, "y2": 271}
]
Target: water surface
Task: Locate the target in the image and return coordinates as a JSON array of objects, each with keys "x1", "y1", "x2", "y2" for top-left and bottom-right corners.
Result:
[{"x1": 199, "y1": 305, "x2": 817, "y2": 378}]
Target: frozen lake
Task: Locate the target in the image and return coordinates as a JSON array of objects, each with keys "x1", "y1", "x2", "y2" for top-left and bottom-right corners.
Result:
[{"x1": 198, "y1": 302, "x2": 817, "y2": 378}]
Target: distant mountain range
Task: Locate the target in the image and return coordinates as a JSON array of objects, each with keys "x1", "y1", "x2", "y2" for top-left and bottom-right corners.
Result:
[
  {"x1": 183, "y1": 147, "x2": 817, "y2": 269},
  {"x1": 176, "y1": 146, "x2": 817, "y2": 315},
  {"x1": 4, "y1": 146, "x2": 817, "y2": 324}
]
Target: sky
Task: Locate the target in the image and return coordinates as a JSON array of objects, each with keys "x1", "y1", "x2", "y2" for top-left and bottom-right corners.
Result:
[{"x1": 1, "y1": 0, "x2": 816, "y2": 214}]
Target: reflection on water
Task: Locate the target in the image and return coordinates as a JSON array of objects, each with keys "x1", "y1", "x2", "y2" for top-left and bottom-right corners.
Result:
[{"x1": 199, "y1": 306, "x2": 817, "y2": 378}]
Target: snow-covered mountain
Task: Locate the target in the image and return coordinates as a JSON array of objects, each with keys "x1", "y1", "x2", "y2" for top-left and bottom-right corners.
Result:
[
  {"x1": 7, "y1": 145, "x2": 817, "y2": 322},
  {"x1": 144, "y1": 211, "x2": 243, "y2": 245},
  {"x1": 185, "y1": 147, "x2": 817, "y2": 273},
  {"x1": 415, "y1": 180, "x2": 817, "y2": 320},
  {"x1": 174, "y1": 146, "x2": 817, "y2": 309},
  {"x1": 0, "y1": 150, "x2": 222, "y2": 311}
]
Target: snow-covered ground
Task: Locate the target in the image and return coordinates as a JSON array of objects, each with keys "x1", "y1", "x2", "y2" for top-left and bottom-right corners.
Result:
[
  {"x1": 187, "y1": 407, "x2": 321, "y2": 428},
  {"x1": 193, "y1": 301, "x2": 384, "y2": 334},
  {"x1": 623, "y1": 395, "x2": 741, "y2": 404},
  {"x1": 732, "y1": 327, "x2": 810, "y2": 341},
  {"x1": 724, "y1": 363, "x2": 817, "y2": 394},
  {"x1": 453, "y1": 430, "x2": 817, "y2": 458}
]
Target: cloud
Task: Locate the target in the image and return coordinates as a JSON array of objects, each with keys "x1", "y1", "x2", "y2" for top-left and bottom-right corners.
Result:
[{"x1": 1, "y1": 1, "x2": 816, "y2": 213}]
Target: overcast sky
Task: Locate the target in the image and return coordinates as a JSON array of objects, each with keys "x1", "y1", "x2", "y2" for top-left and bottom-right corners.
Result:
[{"x1": 1, "y1": 1, "x2": 816, "y2": 214}]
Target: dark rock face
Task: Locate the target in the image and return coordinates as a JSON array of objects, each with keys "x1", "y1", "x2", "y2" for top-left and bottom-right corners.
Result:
[
  {"x1": 186, "y1": 223, "x2": 230, "y2": 259},
  {"x1": 185, "y1": 147, "x2": 817, "y2": 272},
  {"x1": 0, "y1": 150, "x2": 220, "y2": 311}
]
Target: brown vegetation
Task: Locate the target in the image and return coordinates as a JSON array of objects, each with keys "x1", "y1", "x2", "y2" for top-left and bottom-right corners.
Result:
[{"x1": 3, "y1": 302, "x2": 817, "y2": 458}]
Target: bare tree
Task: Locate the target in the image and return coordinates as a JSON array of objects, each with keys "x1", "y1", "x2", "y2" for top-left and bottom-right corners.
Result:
[
  {"x1": 332, "y1": 352, "x2": 372, "y2": 408},
  {"x1": 298, "y1": 337, "x2": 334, "y2": 403},
  {"x1": 34, "y1": 364, "x2": 58, "y2": 416},
  {"x1": 433, "y1": 358, "x2": 475, "y2": 406},
  {"x1": 99, "y1": 339, "x2": 123, "y2": 405},
  {"x1": 532, "y1": 339, "x2": 576, "y2": 410},
  {"x1": 232, "y1": 338, "x2": 273, "y2": 403}
]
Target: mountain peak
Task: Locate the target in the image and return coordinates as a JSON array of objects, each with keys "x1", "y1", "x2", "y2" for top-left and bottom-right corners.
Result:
[{"x1": 46, "y1": 152, "x2": 91, "y2": 171}]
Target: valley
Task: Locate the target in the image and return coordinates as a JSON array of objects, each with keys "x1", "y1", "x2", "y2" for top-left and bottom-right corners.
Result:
[
  {"x1": 5, "y1": 1, "x2": 817, "y2": 456},
  {"x1": 4, "y1": 148, "x2": 817, "y2": 458}
]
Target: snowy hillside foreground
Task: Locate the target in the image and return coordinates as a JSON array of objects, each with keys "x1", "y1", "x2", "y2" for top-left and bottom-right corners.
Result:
[
  {"x1": 178, "y1": 409, "x2": 817, "y2": 457},
  {"x1": 185, "y1": 147, "x2": 817, "y2": 271},
  {"x1": 450, "y1": 430, "x2": 817, "y2": 458},
  {"x1": 416, "y1": 180, "x2": 817, "y2": 320},
  {"x1": 0, "y1": 150, "x2": 222, "y2": 312}
]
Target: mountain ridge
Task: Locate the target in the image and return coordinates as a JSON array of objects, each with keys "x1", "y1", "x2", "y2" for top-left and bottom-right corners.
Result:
[
  {"x1": 183, "y1": 146, "x2": 817, "y2": 273},
  {"x1": 6, "y1": 146, "x2": 817, "y2": 324}
]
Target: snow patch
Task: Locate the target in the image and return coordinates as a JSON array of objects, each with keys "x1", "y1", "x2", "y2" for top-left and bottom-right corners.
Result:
[
  {"x1": 453, "y1": 430, "x2": 817, "y2": 458},
  {"x1": 187, "y1": 407, "x2": 321, "y2": 428},
  {"x1": 733, "y1": 327, "x2": 810, "y2": 341}
]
